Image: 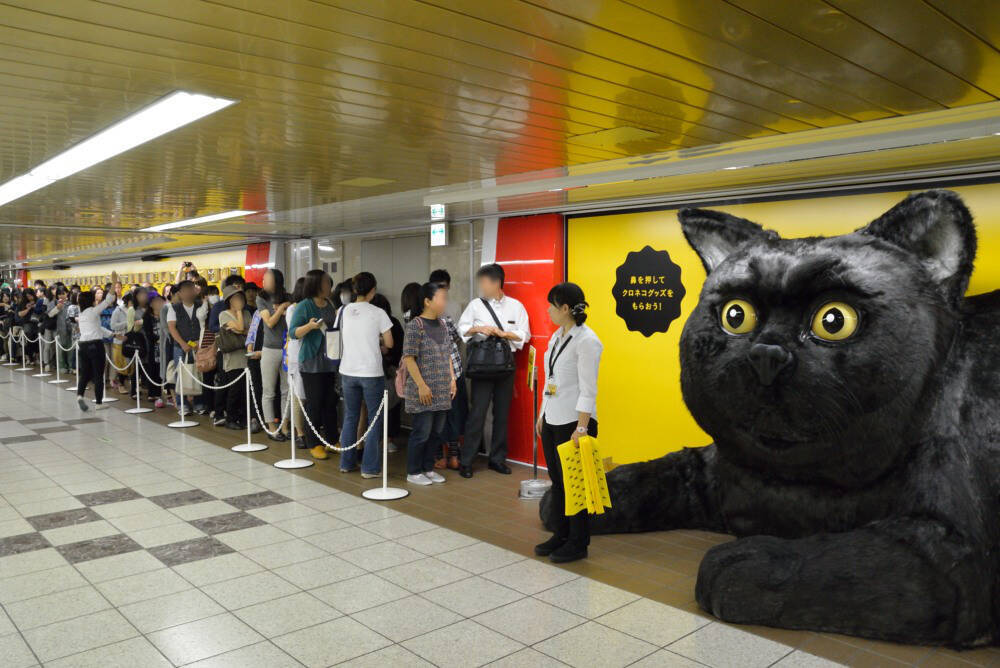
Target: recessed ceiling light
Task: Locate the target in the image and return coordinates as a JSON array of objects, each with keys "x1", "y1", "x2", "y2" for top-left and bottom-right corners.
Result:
[
  {"x1": 0, "y1": 91, "x2": 237, "y2": 208},
  {"x1": 140, "y1": 210, "x2": 257, "y2": 232}
]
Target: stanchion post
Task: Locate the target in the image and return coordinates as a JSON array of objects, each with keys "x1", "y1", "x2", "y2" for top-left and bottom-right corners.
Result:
[
  {"x1": 65, "y1": 342, "x2": 79, "y2": 390},
  {"x1": 17, "y1": 333, "x2": 30, "y2": 371},
  {"x1": 32, "y1": 337, "x2": 51, "y2": 377},
  {"x1": 274, "y1": 392, "x2": 311, "y2": 469},
  {"x1": 3, "y1": 332, "x2": 18, "y2": 366},
  {"x1": 125, "y1": 352, "x2": 153, "y2": 414},
  {"x1": 49, "y1": 342, "x2": 69, "y2": 384},
  {"x1": 232, "y1": 369, "x2": 266, "y2": 452},
  {"x1": 168, "y1": 353, "x2": 197, "y2": 428},
  {"x1": 519, "y1": 359, "x2": 551, "y2": 499},
  {"x1": 362, "y1": 390, "x2": 408, "y2": 501}
]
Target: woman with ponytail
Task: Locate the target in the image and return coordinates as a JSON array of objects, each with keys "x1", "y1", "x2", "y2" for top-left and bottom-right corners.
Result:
[{"x1": 534, "y1": 282, "x2": 603, "y2": 564}]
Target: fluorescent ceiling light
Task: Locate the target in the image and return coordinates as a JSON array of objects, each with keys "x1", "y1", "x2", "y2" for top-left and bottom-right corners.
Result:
[
  {"x1": 0, "y1": 91, "x2": 237, "y2": 208},
  {"x1": 140, "y1": 210, "x2": 257, "y2": 232}
]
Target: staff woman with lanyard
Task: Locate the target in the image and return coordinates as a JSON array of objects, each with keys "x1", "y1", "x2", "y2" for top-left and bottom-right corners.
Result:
[{"x1": 534, "y1": 282, "x2": 603, "y2": 564}]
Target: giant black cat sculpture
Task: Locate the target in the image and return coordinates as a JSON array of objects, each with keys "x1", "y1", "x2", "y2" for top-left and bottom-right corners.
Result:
[{"x1": 541, "y1": 190, "x2": 999, "y2": 647}]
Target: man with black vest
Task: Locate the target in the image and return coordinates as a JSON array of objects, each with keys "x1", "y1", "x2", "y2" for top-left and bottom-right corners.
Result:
[{"x1": 167, "y1": 280, "x2": 200, "y2": 412}]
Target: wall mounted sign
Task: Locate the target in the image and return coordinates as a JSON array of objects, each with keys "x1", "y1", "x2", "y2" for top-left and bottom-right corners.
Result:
[
  {"x1": 612, "y1": 245, "x2": 685, "y2": 337},
  {"x1": 430, "y1": 222, "x2": 448, "y2": 247}
]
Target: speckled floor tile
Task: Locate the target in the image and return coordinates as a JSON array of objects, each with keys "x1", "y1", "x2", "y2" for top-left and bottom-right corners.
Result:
[{"x1": 148, "y1": 535, "x2": 236, "y2": 566}]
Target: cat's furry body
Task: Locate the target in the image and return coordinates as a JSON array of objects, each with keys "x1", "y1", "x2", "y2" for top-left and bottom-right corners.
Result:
[{"x1": 542, "y1": 190, "x2": 999, "y2": 647}]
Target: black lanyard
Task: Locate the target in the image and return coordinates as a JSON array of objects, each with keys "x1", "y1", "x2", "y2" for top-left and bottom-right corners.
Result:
[{"x1": 548, "y1": 334, "x2": 573, "y2": 378}]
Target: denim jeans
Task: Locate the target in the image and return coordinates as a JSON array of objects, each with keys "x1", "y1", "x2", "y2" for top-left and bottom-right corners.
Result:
[
  {"x1": 339, "y1": 374, "x2": 386, "y2": 474},
  {"x1": 407, "y1": 410, "x2": 448, "y2": 475},
  {"x1": 443, "y1": 376, "x2": 468, "y2": 442}
]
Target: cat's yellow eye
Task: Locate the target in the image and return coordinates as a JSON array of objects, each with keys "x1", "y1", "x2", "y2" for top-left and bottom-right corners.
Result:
[
  {"x1": 811, "y1": 302, "x2": 859, "y2": 341},
  {"x1": 720, "y1": 299, "x2": 757, "y2": 335}
]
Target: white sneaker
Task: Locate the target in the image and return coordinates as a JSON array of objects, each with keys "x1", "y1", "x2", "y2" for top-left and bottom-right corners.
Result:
[
  {"x1": 406, "y1": 473, "x2": 432, "y2": 486},
  {"x1": 94, "y1": 403, "x2": 109, "y2": 411},
  {"x1": 387, "y1": 442, "x2": 398, "y2": 453},
  {"x1": 424, "y1": 470, "x2": 446, "y2": 484}
]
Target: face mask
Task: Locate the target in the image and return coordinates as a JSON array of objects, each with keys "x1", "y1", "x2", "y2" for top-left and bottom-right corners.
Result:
[
  {"x1": 340, "y1": 292, "x2": 352, "y2": 303},
  {"x1": 208, "y1": 295, "x2": 220, "y2": 305}
]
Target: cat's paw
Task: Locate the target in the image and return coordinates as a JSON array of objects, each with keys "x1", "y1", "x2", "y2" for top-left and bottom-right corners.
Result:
[{"x1": 695, "y1": 536, "x2": 803, "y2": 624}]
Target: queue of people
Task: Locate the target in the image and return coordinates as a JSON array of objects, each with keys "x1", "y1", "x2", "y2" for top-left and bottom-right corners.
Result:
[{"x1": 2, "y1": 263, "x2": 604, "y2": 562}]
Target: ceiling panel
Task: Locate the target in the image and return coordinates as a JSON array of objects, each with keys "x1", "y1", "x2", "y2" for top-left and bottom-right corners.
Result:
[{"x1": 0, "y1": 0, "x2": 996, "y2": 267}]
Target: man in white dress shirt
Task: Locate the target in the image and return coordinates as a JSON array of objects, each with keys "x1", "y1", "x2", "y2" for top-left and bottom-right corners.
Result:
[{"x1": 457, "y1": 263, "x2": 530, "y2": 478}]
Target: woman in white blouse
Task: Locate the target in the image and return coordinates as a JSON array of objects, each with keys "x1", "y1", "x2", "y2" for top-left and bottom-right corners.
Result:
[{"x1": 534, "y1": 282, "x2": 603, "y2": 564}]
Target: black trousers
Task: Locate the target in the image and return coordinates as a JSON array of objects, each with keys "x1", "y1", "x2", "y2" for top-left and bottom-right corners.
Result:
[
  {"x1": 301, "y1": 371, "x2": 339, "y2": 448},
  {"x1": 222, "y1": 368, "x2": 246, "y2": 425},
  {"x1": 213, "y1": 351, "x2": 227, "y2": 416},
  {"x1": 541, "y1": 418, "x2": 598, "y2": 546},
  {"x1": 462, "y1": 372, "x2": 515, "y2": 467},
  {"x1": 76, "y1": 340, "x2": 106, "y2": 404},
  {"x1": 141, "y1": 355, "x2": 161, "y2": 398}
]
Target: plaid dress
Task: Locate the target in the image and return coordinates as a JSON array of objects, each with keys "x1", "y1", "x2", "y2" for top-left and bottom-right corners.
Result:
[{"x1": 402, "y1": 317, "x2": 452, "y2": 413}]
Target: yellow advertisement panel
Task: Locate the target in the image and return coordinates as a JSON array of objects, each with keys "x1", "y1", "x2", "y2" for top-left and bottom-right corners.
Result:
[{"x1": 568, "y1": 183, "x2": 1000, "y2": 465}]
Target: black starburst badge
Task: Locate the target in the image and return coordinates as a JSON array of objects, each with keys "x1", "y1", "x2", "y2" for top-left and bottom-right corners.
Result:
[{"x1": 612, "y1": 245, "x2": 685, "y2": 337}]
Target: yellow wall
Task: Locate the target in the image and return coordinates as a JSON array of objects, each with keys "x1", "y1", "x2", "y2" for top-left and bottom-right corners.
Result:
[
  {"x1": 27, "y1": 249, "x2": 248, "y2": 290},
  {"x1": 568, "y1": 183, "x2": 1000, "y2": 465}
]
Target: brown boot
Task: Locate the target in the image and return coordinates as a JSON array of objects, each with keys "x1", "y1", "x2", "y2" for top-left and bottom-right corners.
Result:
[
  {"x1": 433, "y1": 444, "x2": 447, "y2": 469},
  {"x1": 447, "y1": 441, "x2": 461, "y2": 470}
]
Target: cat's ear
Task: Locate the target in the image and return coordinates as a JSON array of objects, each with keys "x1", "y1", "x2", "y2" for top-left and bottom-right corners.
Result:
[
  {"x1": 858, "y1": 190, "x2": 976, "y2": 304},
  {"x1": 678, "y1": 208, "x2": 774, "y2": 273}
]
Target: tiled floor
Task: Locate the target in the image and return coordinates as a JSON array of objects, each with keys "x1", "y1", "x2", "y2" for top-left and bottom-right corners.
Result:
[{"x1": 1, "y1": 368, "x2": 998, "y2": 667}]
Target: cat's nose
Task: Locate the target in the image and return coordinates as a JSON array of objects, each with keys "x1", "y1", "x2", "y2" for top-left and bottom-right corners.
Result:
[{"x1": 747, "y1": 343, "x2": 793, "y2": 386}]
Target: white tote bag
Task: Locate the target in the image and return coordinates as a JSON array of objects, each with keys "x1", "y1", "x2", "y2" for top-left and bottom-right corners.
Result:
[{"x1": 324, "y1": 306, "x2": 344, "y2": 362}]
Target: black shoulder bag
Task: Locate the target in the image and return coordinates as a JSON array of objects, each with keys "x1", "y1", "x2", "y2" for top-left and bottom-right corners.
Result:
[{"x1": 465, "y1": 298, "x2": 515, "y2": 379}]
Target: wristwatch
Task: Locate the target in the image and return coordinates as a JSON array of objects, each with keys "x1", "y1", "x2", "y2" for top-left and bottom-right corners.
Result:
[{"x1": 575, "y1": 426, "x2": 588, "y2": 435}]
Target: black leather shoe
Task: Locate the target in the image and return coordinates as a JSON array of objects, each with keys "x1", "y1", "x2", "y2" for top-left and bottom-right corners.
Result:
[
  {"x1": 488, "y1": 462, "x2": 512, "y2": 475},
  {"x1": 459, "y1": 466, "x2": 473, "y2": 479},
  {"x1": 225, "y1": 421, "x2": 242, "y2": 430},
  {"x1": 268, "y1": 431, "x2": 288, "y2": 442},
  {"x1": 549, "y1": 542, "x2": 587, "y2": 563},
  {"x1": 534, "y1": 534, "x2": 566, "y2": 557}
]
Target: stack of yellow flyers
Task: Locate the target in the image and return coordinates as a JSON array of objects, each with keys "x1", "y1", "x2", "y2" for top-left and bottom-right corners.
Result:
[{"x1": 557, "y1": 436, "x2": 612, "y2": 515}]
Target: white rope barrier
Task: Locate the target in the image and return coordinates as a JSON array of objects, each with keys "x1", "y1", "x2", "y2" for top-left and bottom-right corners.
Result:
[
  {"x1": 9, "y1": 332, "x2": 409, "y2": 501},
  {"x1": 291, "y1": 387, "x2": 386, "y2": 453},
  {"x1": 104, "y1": 353, "x2": 135, "y2": 373},
  {"x1": 134, "y1": 354, "x2": 169, "y2": 388},
  {"x1": 247, "y1": 373, "x2": 290, "y2": 438},
  {"x1": 180, "y1": 363, "x2": 248, "y2": 391}
]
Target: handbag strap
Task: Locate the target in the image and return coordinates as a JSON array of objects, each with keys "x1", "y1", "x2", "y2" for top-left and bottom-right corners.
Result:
[{"x1": 480, "y1": 297, "x2": 504, "y2": 331}]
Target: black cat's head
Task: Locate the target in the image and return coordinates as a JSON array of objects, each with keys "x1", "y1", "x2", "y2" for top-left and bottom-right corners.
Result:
[{"x1": 678, "y1": 190, "x2": 975, "y2": 486}]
